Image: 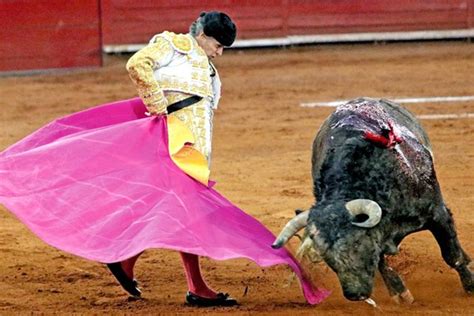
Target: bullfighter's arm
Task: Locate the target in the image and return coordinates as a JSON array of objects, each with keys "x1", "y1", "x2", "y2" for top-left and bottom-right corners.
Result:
[{"x1": 126, "y1": 37, "x2": 174, "y2": 115}]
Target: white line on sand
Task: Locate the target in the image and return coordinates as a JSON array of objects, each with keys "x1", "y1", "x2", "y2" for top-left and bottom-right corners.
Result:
[
  {"x1": 300, "y1": 96, "x2": 474, "y2": 120},
  {"x1": 300, "y1": 96, "x2": 474, "y2": 107},
  {"x1": 416, "y1": 113, "x2": 474, "y2": 120}
]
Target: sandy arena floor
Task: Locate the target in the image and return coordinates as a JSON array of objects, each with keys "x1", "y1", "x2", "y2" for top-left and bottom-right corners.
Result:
[{"x1": 0, "y1": 41, "x2": 473, "y2": 314}]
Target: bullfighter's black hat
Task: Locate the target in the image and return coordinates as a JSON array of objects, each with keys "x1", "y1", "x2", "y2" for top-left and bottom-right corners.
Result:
[{"x1": 200, "y1": 11, "x2": 237, "y2": 47}]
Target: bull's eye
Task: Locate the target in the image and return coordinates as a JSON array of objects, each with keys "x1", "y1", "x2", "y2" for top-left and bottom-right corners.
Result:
[{"x1": 353, "y1": 213, "x2": 369, "y2": 223}]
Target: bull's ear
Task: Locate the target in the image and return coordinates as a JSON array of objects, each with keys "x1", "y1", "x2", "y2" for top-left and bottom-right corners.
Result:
[
  {"x1": 383, "y1": 240, "x2": 399, "y2": 255},
  {"x1": 345, "y1": 199, "x2": 382, "y2": 228},
  {"x1": 307, "y1": 224, "x2": 328, "y2": 257}
]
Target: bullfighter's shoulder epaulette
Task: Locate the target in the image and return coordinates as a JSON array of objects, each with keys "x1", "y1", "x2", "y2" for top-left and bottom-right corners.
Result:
[{"x1": 158, "y1": 31, "x2": 193, "y2": 54}]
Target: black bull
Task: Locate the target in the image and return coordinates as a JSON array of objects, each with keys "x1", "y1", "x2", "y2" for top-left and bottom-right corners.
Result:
[{"x1": 272, "y1": 98, "x2": 473, "y2": 302}]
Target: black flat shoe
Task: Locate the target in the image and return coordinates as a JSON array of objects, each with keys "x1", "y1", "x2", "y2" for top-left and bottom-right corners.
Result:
[
  {"x1": 185, "y1": 291, "x2": 238, "y2": 307},
  {"x1": 106, "y1": 262, "x2": 142, "y2": 298}
]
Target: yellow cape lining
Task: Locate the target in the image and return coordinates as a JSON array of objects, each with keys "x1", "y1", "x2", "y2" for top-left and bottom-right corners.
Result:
[{"x1": 167, "y1": 116, "x2": 210, "y2": 186}]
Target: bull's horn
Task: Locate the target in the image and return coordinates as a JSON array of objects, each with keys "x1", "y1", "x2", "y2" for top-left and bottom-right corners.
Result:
[
  {"x1": 272, "y1": 210, "x2": 309, "y2": 249},
  {"x1": 346, "y1": 199, "x2": 382, "y2": 228}
]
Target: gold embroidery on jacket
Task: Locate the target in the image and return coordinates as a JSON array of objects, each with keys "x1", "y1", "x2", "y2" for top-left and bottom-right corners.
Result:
[
  {"x1": 126, "y1": 39, "x2": 173, "y2": 114},
  {"x1": 126, "y1": 32, "x2": 215, "y2": 163},
  {"x1": 169, "y1": 33, "x2": 193, "y2": 53},
  {"x1": 127, "y1": 32, "x2": 213, "y2": 114}
]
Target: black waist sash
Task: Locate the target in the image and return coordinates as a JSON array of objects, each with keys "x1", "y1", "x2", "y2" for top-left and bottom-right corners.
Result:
[{"x1": 167, "y1": 95, "x2": 203, "y2": 114}]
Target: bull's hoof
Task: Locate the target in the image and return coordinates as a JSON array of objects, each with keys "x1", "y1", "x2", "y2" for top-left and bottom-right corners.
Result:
[
  {"x1": 391, "y1": 289, "x2": 414, "y2": 304},
  {"x1": 460, "y1": 261, "x2": 473, "y2": 294},
  {"x1": 468, "y1": 262, "x2": 474, "y2": 293},
  {"x1": 462, "y1": 283, "x2": 473, "y2": 294}
]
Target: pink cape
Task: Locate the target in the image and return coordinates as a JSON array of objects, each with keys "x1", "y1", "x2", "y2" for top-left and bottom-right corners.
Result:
[{"x1": 0, "y1": 98, "x2": 329, "y2": 304}]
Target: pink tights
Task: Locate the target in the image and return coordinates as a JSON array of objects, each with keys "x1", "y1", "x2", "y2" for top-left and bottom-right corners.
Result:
[
  {"x1": 120, "y1": 251, "x2": 217, "y2": 298},
  {"x1": 180, "y1": 252, "x2": 218, "y2": 298}
]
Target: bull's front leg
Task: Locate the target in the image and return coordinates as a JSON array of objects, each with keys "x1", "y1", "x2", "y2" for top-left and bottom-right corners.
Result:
[
  {"x1": 428, "y1": 207, "x2": 473, "y2": 294},
  {"x1": 378, "y1": 255, "x2": 414, "y2": 304}
]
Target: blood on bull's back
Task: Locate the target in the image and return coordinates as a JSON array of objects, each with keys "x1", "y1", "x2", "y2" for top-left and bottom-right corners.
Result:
[{"x1": 312, "y1": 98, "x2": 439, "y2": 219}]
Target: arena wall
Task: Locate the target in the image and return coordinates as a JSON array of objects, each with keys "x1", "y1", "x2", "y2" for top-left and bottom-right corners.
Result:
[
  {"x1": 0, "y1": 0, "x2": 102, "y2": 73},
  {"x1": 2, "y1": 1, "x2": 474, "y2": 73},
  {"x1": 102, "y1": 0, "x2": 474, "y2": 46}
]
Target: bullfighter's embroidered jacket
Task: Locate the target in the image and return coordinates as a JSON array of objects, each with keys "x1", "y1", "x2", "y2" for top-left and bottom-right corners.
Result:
[{"x1": 126, "y1": 31, "x2": 221, "y2": 164}]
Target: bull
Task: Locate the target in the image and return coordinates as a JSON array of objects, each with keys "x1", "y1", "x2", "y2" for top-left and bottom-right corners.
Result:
[{"x1": 272, "y1": 98, "x2": 473, "y2": 303}]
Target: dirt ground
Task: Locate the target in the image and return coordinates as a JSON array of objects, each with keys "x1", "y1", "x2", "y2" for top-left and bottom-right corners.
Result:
[{"x1": 0, "y1": 41, "x2": 473, "y2": 314}]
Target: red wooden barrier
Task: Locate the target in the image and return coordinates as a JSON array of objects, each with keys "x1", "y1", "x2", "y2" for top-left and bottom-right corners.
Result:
[
  {"x1": 469, "y1": 0, "x2": 474, "y2": 27},
  {"x1": 287, "y1": 0, "x2": 469, "y2": 35},
  {"x1": 1, "y1": 1, "x2": 473, "y2": 73},
  {"x1": 101, "y1": 0, "x2": 287, "y2": 45},
  {"x1": 0, "y1": 0, "x2": 102, "y2": 73},
  {"x1": 101, "y1": 0, "x2": 473, "y2": 46}
]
